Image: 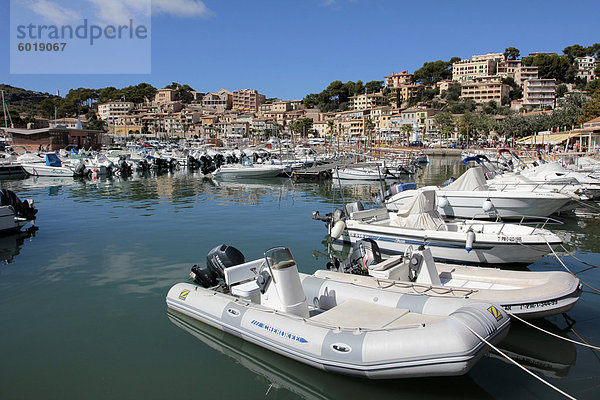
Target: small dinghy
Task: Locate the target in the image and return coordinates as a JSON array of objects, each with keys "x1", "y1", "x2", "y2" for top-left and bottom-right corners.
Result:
[
  {"x1": 314, "y1": 190, "x2": 563, "y2": 265},
  {"x1": 322, "y1": 239, "x2": 581, "y2": 319},
  {"x1": 167, "y1": 244, "x2": 509, "y2": 379}
]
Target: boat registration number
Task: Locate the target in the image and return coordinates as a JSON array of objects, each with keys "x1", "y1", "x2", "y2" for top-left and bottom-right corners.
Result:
[
  {"x1": 503, "y1": 299, "x2": 558, "y2": 311},
  {"x1": 499, "y1": 236, "x2": 522, "y2": 243}
]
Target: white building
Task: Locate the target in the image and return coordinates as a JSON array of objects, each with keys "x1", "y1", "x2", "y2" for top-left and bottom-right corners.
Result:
[
  {"x1": 576, "y1": 56, "x2": 597, "y2": 82},
  {"x1": 523, "y1": 79, "x2": 556, "y2": 110},
  {"x1": 98, "y1": 101, "x2": 134, "y2": 121}
]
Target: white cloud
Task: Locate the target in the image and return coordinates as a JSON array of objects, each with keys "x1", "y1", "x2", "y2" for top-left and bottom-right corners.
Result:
[
  {"x1": 27, "y1": 0, "x2": 81, "y2": 25},
  {"x1": 152, "y1": 0, "x2": 213, "y2": 18},
  {"x1": 321, "y1": 0, "x2": 336, "y2": 6},
  {"x1": 86, "y1": 0, "x2": 150, "y2": 25}
]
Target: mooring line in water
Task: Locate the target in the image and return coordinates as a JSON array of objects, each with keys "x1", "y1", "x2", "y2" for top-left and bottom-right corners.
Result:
[
  {"x1": 456, "y1": 320, "x2": 576, "y2": 400},
  {"x1": 508, "y1": 312, "x2": 600, "y2": 351},
  {"x1": 546, "y1": 242, "x2": 600, "y2": 294},
  {"x1": 560, "y1": 244, "x2": 600, "y2": 269},
  {"x1": 572, "y1": 197, "x2": 600, "y2": 213}
]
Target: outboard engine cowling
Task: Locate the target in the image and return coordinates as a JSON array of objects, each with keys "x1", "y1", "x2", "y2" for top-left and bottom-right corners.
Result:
[
  {"x1": 328, "y1": 238, "x2": 382, "y2": 275},
  {"x1": 206, "y1": 244, "x2": 246, "y2": 277}
]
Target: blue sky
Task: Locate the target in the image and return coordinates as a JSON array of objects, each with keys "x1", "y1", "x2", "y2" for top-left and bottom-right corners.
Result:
[{"x1": 2, "y1": 0, "x2": 599, "y2": 100}]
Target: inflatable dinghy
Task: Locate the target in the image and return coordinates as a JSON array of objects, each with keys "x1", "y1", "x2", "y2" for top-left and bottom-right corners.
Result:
[
  {"x1": 322, "y1": 239, "x2": 581, "y2": 319},
  {"x1": 166, "y1": 244, "x2": 510, "y2": 379}
]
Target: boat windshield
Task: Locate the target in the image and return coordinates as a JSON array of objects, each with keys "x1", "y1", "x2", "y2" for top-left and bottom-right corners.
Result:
[
  {"x1": 264, "y1": 247, "x2": 296, "y2": 270},
  {"x1": 241, "y1": 156, "x2": 254, "y2": 166}
]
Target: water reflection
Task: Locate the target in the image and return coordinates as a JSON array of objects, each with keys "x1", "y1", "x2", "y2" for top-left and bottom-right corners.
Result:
[
  {"x1": 0, "y1": 228, "x2": 37, "y2": 266},
  {"x1": 167, "y1": 310, "x2": 493, "y2": 400},
  {"x1": 491, "y1": 319, "x2": 577, "y2": 378}
]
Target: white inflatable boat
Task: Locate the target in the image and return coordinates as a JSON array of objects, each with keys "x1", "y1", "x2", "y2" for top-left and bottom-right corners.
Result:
[
  {"x1": 166, "y1": 245, "x2": 510, "y2": 379},
  {"x1": 322, "y1": 240, "x2": 581, "y2": 319}
]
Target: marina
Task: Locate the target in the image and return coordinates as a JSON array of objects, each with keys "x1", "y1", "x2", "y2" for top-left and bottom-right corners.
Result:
[{"x1": 1, "y1": 154, "x2": 599, "y2": 399}]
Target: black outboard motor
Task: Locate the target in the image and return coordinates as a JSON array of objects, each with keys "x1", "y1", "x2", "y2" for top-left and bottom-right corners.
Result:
[
  {"x1": 190, "y1": 244, "x2": 246, "y2": 288},
  {"x1": 0, "y1": 189, "x2": 38, "y2": 220},
  {"x1": 327, "y1": 239, "x2": 382, "y2": 275},
  {"x1": 73, "y1": 163, "x2": 88, "y2": 177}
]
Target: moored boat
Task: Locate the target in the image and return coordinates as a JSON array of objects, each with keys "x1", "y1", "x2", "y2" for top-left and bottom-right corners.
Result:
[
  {"x1": 166, "y1": 244, "x2": 510, "y2": 379},
  {"x1": 322, "y1": 239, "x2": 581, "y2": 319}
]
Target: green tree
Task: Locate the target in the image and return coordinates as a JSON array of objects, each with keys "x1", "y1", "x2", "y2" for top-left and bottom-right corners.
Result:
[
  {"x1": 522, "y1": 54, "x2": 575, "y2": 83},
  {"x1": 504, "y1": 47, "x2": 520, "y2": 60},
  {"x1": 414, "y1": 58, "x2": 459, "y2": 85},
  {"x1": 365, "y1": 80, "x2": 383, "y2": 94},
  {"x1": 400, "y1": 124, "x2": 413, "y2": 146},
  {"x1": 563, "y1": 44, "x2": 587, "y2": 60},
  {"x1": 433, "y1": 112, "x2": 455, "y2": 143},
  {"x1": 288, "y1": 118, "x2": 313, "y2": 138},
  {"x1": 556, "y1": 84, "x2": 568, "y2": 98},
  {"x1": 579, "y1": 87, "x2": 600, "y2": 123}
]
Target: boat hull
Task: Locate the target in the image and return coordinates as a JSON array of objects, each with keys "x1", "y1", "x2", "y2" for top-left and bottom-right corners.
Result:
[
  {"x1": 387, "y1": 189, "x2": 572, "y2": 219},
  {"x1": 338, "y1": 223, "x2": 560, "y2": 265},
  {"x1": 21, "y1": 164, "x2": 75, "y2": 177},
  {"x1": 166, "y1": 281, "x2": 509, "y2": 379}
]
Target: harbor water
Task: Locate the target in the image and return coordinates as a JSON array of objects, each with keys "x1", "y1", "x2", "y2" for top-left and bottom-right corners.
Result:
[{"x1": 1, "y1": 156, "x2": 599, "y2": 399}]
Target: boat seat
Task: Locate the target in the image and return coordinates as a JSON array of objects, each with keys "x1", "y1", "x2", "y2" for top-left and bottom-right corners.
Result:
[
  {"x1": 350, "y1": 208, "x2": 389, "y2": 222},
  {"x1": 310, "y1": 299, "x2": 409, "y2": 330},
  {"x1": 231, "y1": 280, "x2": 261, "y2": 303}
]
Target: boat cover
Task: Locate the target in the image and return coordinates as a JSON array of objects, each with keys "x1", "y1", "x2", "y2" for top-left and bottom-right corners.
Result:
[
  {"x1": 441, "y1": 166, "x2": 488, "y2": 191},
  {"x1": 45, "y1": 153, "x2": 62, "y2": 167},
  {"x1": 391, "y1": 189, "x2": 447, "y2": 230}
]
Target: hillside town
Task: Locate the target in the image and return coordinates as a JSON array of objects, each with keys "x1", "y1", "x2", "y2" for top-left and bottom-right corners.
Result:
[{"x1": 2, "y1": 46, "x2": 600, "y2": 151}]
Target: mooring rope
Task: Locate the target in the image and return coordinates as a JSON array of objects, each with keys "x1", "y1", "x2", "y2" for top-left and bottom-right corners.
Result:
[
  {"x1": 509, "y1": 312, "x2": 600, "y2": 351},
  {"x1": 560, "y1": 244, "x2": 600, "y2": 269},
  {"x1": 546, "y1": 241, "x2": 600, "y2": 294},
  {"x1": 456, "y1": 319, "x2": 576, "y2": 400}
]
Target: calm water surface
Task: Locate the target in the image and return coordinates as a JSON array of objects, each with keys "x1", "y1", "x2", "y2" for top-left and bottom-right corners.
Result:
[{"x1": 1, "y1": 156, "x2": 599, "y2": 399}]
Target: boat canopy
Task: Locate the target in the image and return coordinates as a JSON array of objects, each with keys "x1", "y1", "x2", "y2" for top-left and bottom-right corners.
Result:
[
  {"x1": 441, "y1": 166, "x2": 488, "y2": 191},
  {"x1": 45, "y1": 153, "x2": 62, "y2": 167},
  {"x1": 390, "y1": 189, "x2": 447, "y2": 230}
]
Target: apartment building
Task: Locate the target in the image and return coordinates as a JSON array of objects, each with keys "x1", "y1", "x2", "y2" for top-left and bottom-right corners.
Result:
[
  {"x1": 232, "y1": 89, "x2": 266, "y2": 112},
  {"x1": 452, "y1": 53, "x2": 505, "y2": 83},
  {"x1": 202, "y1": 89, "x2": 233, "y2": 111},
  {"x1": 523, "y1": 79, "x2": 556, "y2": 110},
  {"x1": 497, "y1": 60, "x2": 539, "y2": 86},
  {"x1": 460, "y1": 76, "x2": 510, "y2": 104},
  {"x1": 576, "y1": 56, "x2": 597, "y2": 82},
  {"x1": 154, "y1": 88, "x2": 176, "y2": 103},
  {"x1": 349, "y1": 92, "x2": 387, "y2": 110},
  {"x1": 98, "y1": 101, "x2": 134, "y2": 121},
  {"x1": 384, "y1": 71, "x2": 415, "y2": 88}
]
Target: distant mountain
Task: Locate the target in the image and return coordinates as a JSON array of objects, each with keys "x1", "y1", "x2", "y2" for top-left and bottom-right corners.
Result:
[{"x1": 0, "y1": 84, "x2": 59, "y2": 115}]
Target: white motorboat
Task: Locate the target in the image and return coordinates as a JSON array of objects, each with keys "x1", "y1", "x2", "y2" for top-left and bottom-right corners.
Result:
[
  {"x1": 315, "y1": 190, "x2": 563, "y2": 265},
  {"x1": 334, "y1": 165, "x2": 393, "y2": 181},
  {"x1": 214, "y1": 160, "x2": 286, "y2": 179},
  {"x1": 166, "y1": 244, "x2": 509, "y2": 379},
  {"x1": 20, "y1": 153, "x2": 78, "y2": 177},
  {"x1": 385, "y1": 167, "x2": 574, "y2": 219},
  {"x1": 0, "y1": 189, "x2": 38, "y2": 234},
  {"x1": 322, "y1": 240, "x2": 581, "y2": 319}
]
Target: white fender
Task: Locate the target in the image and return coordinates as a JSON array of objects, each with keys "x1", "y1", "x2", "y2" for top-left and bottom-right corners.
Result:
[
  {"x1": 465, "y1": 229, "x2": 475, "y2": 253},
  {"x1": 330, "y1": 220, "x2": 346, "y2": 240},
  {"x1": 438, "y1": 195, "x2": 449, "y2": 208},
  {"x1": 482, "y1": 198, "x2": 494, "y2": 212}
]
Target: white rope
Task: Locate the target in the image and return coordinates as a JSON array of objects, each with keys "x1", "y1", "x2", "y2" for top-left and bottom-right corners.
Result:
[
  {"x1": 509, "y1": 312, "x2": 600, "y2": 351},
  {"x1": 546, "y1": 241, "x2": 600, "y2": 294},
  {"x1": 456, "y1": 319, "x2": 576, "y2": 400}
]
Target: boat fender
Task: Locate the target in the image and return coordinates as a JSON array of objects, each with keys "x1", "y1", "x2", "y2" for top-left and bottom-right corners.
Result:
[
  {"x1": 330, "y1": 220, "x2": 346, "y2": 240},
  {"x1": 482, "y1": 198, "x2": 494, "y2": 212},
  {"x1": 465, "y1": 229, "x2": 476, "y2": 253},
  {"x1": 438, "y1": 195, "x2": 449, "y2": 208}
]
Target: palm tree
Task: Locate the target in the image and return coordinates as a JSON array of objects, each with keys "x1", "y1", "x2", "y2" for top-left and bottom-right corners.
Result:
[
  {"x1": 327, "y1": 120, "x2": 335, "y2": 152},
  {"x1": 401, "y1": 124, "x2": 413, "y2": 147}
]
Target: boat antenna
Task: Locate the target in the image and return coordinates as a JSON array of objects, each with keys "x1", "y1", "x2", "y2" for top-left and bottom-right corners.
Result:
[{"x1": 1, "y1": 90, "x2": 8, "y2": 128}]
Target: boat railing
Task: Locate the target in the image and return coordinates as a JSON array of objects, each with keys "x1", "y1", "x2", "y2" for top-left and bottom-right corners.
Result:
[{"x1": 465, "y1": 214, "x2": 563, "y2": 234}]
